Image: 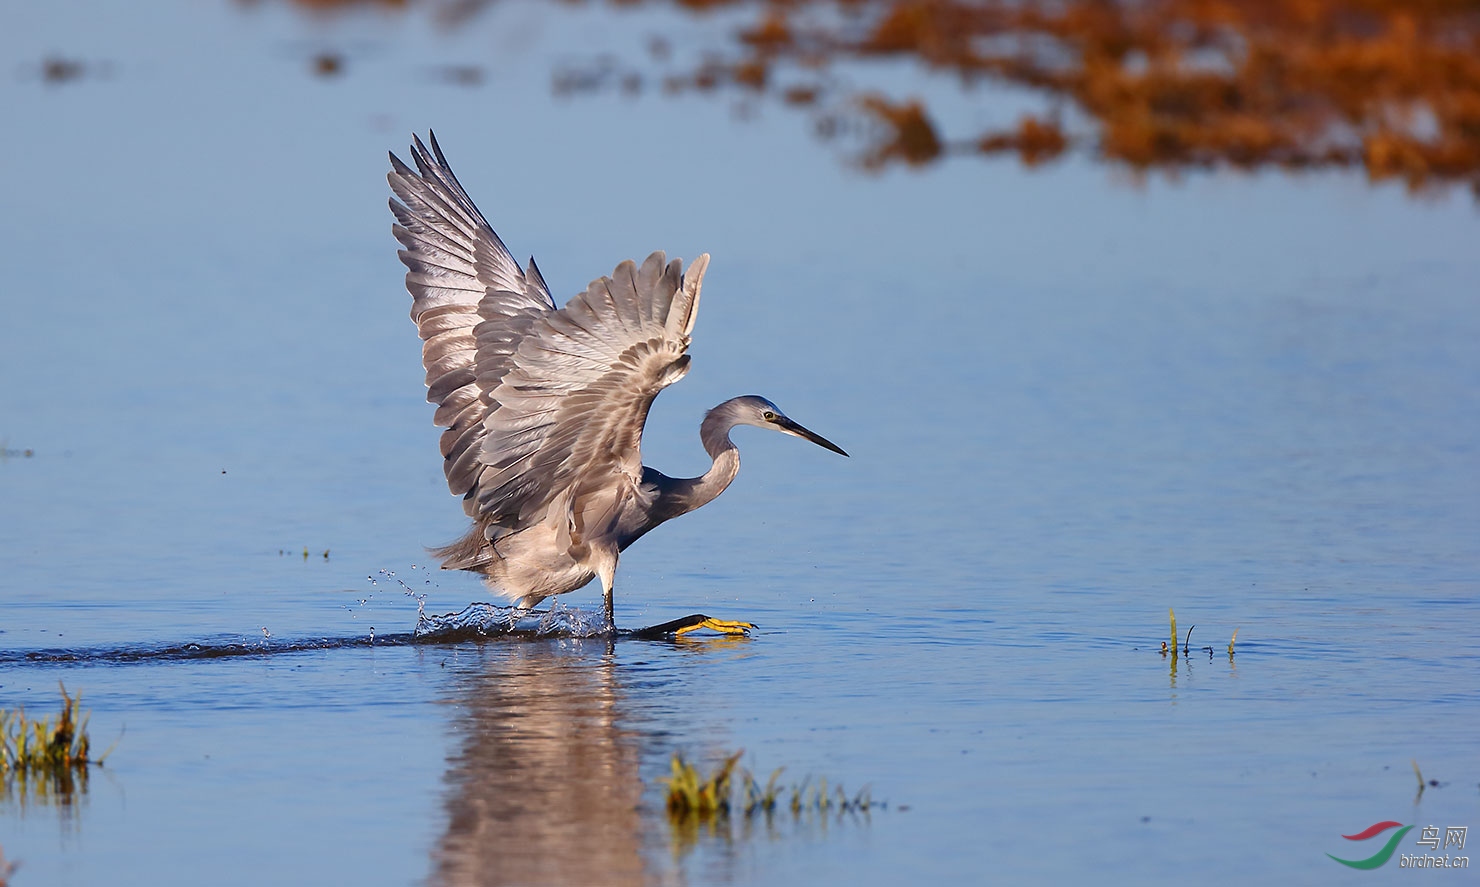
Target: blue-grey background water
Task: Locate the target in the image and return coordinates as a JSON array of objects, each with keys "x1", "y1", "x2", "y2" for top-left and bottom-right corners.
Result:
[{"x1": 2, "y1": 1, "x2": 1478, "y2": 883}]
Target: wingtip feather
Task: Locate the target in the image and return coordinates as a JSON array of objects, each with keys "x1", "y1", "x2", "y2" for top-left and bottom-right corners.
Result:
[{"x1": 668, "y1": 253, "x2": 709, "y2": 337}]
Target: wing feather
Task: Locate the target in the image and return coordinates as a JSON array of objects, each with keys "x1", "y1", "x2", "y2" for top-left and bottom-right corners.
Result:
[
  {"x1": 390, "y1": 132, "x2": 709, "y2": 546},
  {"x1": 433, "y1": 386, "x2": 481, "y2": 426},
  {"x1": 473, "y1": 254, "x2": 707, "y2": 537},
  {"x1": 389, "y1": 132, "x2": 554, "y2": 510}
]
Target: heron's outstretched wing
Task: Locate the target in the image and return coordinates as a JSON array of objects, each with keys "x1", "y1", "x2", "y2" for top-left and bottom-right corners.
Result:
[
  {"x1": 388, "y1": 132, "x2": 556, "y2": 513},
  {"x1": 476, "y1": 250, "x2": 709, "y2": 540}
]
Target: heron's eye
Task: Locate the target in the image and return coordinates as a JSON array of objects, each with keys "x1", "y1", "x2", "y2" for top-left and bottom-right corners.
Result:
[{"x1": 762, "y1": 411, "x2": 777, "y2": 422}]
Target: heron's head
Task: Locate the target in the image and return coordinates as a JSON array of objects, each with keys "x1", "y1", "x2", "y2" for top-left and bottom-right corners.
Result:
[{"x1": 725, "y1": 395, "x2": 848, "y2": 456}]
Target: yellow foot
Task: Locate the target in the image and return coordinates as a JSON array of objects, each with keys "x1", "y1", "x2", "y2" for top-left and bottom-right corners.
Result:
[{"x1": 674, "y1": 617, "x2": 755, "y2": 638}]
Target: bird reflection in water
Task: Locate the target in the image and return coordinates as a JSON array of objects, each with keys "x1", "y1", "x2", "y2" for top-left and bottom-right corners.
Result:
[{"x1": 431, "y1": 642, "x2": 661, "y2": 887}]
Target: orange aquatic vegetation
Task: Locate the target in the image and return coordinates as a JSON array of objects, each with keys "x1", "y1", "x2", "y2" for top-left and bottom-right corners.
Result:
[
  {"x1": 978, "y1": 115, "x2": 1070, "y2": 166},
  {"x1": 639, "y1": 0, "x2": 1480, "y2": 190},
  {"x1": 264, "y1": 0, "x2": 1480, "y2": 192},
  {"x1": 857, "y1": 94, "x2": 943, "y2": 167},
  {"x1": 239, "y1": 0, "x2": 407, "y2": 8}
]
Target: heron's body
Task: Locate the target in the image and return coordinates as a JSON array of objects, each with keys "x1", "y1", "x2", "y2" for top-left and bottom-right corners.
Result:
[
  {"x1": 432, "y1": 455, "x2": 738, "y2": 608},
  {"x1": 388, "y1": 134, "x2": 845, "y2": 630}
]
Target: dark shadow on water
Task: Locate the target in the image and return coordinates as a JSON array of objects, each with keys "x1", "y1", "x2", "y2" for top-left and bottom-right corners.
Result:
[
  {"x1": 0, "y1": 603, "x2": 738, "y2": 665},
  {"x1": 2, "y1": 633, "x2": 418, "y2": 665}
]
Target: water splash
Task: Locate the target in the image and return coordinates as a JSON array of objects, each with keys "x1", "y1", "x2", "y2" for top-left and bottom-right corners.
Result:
[{"x1": 414, "y1": 601, "x2": 612, "y2": 640}]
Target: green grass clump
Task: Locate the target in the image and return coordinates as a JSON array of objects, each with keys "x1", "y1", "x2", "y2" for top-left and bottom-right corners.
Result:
[
  {"x1": 1, "y1": 683, "x2": 106, "y2": 808},
  {"x1": 664, "y1": 750, "x2": 743, "y2": 819},
  {"x1": 661, "y1": 750, "x2": 875, "y2": 829}
]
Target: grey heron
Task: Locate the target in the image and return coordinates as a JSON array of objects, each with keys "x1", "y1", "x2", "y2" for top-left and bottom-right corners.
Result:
[{"x1": 388, "y1": 133, "x2": 847, "y2": 637}]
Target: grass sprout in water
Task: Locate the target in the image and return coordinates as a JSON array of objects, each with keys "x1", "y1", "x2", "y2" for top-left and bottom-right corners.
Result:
[
  {"x1": 1160, "y1": 608, "x2": 1239, "y2": 660},
  {"x1": 1, "y1": 683, "x2": 110, "y2": 810},
  {"x1": 661, "y1": 751, "x2": 878, "y2": 854}
]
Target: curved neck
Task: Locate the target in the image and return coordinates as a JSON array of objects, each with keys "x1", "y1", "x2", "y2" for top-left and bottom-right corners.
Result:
[
  {"x1": 655, "y1": 404, "x2": 744, "y2": 521},
  {"x1": 700, "y1": 403, "x2": 742, "y2": 461}
]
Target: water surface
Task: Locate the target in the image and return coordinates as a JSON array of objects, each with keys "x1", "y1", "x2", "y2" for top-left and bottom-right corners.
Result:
[{"x1": 2, "y1": 0, "x2": 1478, "y2": 883}]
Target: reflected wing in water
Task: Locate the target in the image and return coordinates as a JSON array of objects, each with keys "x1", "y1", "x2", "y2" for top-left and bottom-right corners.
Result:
[{"x1": 432, "y1": 645, "x2": 649, "y2": 886}]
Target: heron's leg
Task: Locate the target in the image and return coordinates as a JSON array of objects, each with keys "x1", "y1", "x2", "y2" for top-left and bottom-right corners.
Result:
[{"x1": 595, "y1": 553, "x2": 617, "y2": 633}]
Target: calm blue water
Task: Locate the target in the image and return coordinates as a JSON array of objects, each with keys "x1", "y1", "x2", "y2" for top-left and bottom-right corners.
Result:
[{"x1": 2, "y1": 1, "x2": 1478, "y2": 883}]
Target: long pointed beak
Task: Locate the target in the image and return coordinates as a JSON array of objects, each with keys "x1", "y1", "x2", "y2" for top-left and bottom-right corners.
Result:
[{"x1": 776, "y1": 417, "x2": 849, "y2": 457}]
